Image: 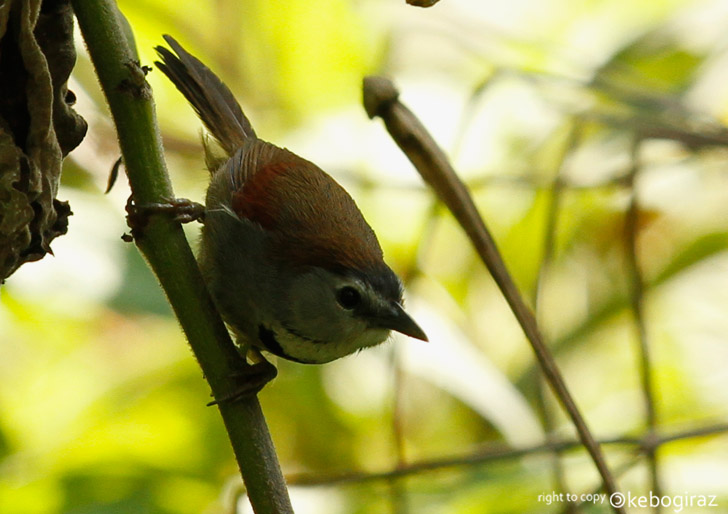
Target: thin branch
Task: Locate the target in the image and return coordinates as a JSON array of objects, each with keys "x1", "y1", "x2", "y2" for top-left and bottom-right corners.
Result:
[
  {"x1": 624, "y1": 135, "x2": 662, "y2": 510},
  {"x1": 390, "y1": 346, "x2": 410, "y2": 514},
  {"x1": 362, "y1": 76, "x2": 624, "y2": 512},
  {"x1": 650, "y1": 422, "x2": 728, "y2": 447},
  {"x1": 532, "y1": 119, "x2": 583, "y2": 511},
  {"x1": 566, "y1": 454, "x2": 645, "y2": 513},
  {"x1": 71, "y1": 3, "x2": 292, "y2": 512},
  {"x1": 385, "y1": 200, "x2": 439, "y2": 514},
  {"x1": 518, "y1": 228, "x2": 728, "y2": 394},
  {"x1": 287, "y1": 422, "x2": 728, "y2": 487}
]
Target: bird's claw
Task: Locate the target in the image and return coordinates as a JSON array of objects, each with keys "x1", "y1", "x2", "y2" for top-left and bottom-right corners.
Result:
[
  {"x1": 127, "y1": 195, "x2": 205, "y2": 223},
  {"x1": 207, "y1": 359, "x2": 278, "y2": 406},
  {"x1": 125, "y1": 195, "x2": 205, "y2": 239}
]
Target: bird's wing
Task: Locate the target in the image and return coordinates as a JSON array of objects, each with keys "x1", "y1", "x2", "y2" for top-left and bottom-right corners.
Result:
[{"x1": 227, "y1": 139, "x2": 385, "y2": 272}]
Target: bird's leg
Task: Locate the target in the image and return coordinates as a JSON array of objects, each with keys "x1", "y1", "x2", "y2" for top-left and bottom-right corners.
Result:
[
  {"x1": 207, "y1": 347, "x2": 278, "y2": 406},
  {"x1": 141, "y1": 198, "x2": 206, "y2": 224},
  {"x1": 126, "y1": 195, "x2": 205, "y2": 224},
  {"x1": 124, "y1": 195, "x2": 206, "y2": 240}
]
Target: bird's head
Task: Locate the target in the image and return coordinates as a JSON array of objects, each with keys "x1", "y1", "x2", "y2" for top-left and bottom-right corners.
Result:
[{"x1": 270, "y1": 263, "x2": 427, "y2": 363}]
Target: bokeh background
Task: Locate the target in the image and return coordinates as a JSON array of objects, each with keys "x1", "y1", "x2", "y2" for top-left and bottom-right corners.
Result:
[{"x1": 3, "y1": 0, "x2": 728, "y2": 512}]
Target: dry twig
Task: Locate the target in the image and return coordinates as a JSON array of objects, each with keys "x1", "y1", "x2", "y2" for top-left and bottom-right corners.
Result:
[{"x1": 362, "y1": 76, "x2": 624, "y2": 511}]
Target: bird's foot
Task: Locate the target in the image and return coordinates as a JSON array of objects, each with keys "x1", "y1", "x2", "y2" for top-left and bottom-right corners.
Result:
[
  {"x1": 124, "y1": 195, "x2": 205, "y2": 239},
  {"x1": 207, "y1": 359, "x2": 278, "y2": 406},
  {"x1": 126, "y1": 195, "x2": 205, "y2": 224}
]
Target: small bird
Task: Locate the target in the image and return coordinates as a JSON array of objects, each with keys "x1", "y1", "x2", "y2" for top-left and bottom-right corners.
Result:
[{"x1": 154, "y1": 36, "x2": 427, "y2": 370}]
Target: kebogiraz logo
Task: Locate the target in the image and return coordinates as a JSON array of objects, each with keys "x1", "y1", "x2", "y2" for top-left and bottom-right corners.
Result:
[
  {"x1": 538, "y1": 491, "x2": 719, "y2": 512},
  {"x1": 609, "y1": 492, "x2": 718, "y2": 512}
]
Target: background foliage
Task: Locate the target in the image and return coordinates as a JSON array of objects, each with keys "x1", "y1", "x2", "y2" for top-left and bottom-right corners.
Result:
[{"x1": 3, "y1": 0, "x2": 728, "y2": 512}]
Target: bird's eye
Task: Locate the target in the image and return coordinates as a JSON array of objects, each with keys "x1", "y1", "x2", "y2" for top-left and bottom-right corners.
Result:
[{"x1": 336, "y1": 286, "x2": 361, "y2": 310}]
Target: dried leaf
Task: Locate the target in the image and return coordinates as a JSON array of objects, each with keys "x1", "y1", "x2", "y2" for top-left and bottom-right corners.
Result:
[{"x1": 0, "y1": 0, "x2": 86, "y2": 281}]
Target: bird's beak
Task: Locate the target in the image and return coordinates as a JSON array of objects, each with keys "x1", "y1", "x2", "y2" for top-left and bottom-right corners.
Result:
[{"x1": 376, "y1": 302, "x2": 428, "y2": 342}]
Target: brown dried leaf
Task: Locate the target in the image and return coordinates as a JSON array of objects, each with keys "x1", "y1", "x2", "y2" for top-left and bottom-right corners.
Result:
[{"x1": 0, "y1": 0, "x2": 86, "y2": 281}]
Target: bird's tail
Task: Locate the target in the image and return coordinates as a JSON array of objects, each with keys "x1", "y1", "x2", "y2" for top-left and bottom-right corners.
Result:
[{"x1": 155, "y1": 35, "x2": 255, "y2": 157}]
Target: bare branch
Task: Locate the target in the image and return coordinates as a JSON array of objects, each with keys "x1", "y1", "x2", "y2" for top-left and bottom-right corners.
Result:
[
  {"x1": 287, "y1": 422, "x2": 728, "y2": 487},
  {"x1": 624, "y1": 135, "x2": 662, "y2": 510},
  {"x1": 362, "y1": 76, "x2": 624, "y2": 511}
]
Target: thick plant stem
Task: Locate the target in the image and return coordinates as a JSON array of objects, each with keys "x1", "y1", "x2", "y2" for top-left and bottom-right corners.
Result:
[{"x1": 71, "y1": 1, "x2": 292, "y2": 512}]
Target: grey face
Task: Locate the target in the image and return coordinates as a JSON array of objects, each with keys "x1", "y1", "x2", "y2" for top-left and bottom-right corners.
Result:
[{"x1": 270, "y1": 267, "x2": 426, "y2": 363}]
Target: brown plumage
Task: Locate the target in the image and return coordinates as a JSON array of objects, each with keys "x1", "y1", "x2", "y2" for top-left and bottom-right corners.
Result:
[
  {"x1": 156, "y1": 35, "x2": 384, "y2": 275},
  {"x1": 154, "y1": 35, "x2": 427, "y2": 366},
  {"x1": 232, "y1": 153, "x2": 384, "y2": 272}
]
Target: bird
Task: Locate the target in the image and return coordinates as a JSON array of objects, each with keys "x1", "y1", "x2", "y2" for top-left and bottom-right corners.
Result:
[{"x1": 154, "y1": 35, "x2": 427, "y2": 376}]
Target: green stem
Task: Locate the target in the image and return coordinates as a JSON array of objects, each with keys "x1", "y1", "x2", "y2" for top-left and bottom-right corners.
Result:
[{"x1": 71, "y1": 2, "x2": 292, "y2": 512}]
